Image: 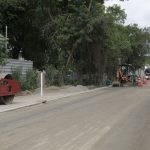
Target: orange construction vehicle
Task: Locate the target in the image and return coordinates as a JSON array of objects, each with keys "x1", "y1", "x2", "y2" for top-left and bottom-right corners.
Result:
[{"x1": 113, "y1": 64, "x2": 135, "y2": 87}]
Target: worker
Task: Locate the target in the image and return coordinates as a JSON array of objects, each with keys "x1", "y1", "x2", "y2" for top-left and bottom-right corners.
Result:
[{"x1": 130, "y1": 71, "x2": 136, "y2": 86}]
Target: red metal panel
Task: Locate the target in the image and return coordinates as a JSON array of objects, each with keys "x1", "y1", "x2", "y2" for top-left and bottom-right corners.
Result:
[{"x1": 0, "y1": 79, "x2": 21, "y2": 96}]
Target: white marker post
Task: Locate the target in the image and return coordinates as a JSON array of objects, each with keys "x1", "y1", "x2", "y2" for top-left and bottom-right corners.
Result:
[
  {"x1": 5, "y1": 26, "x2": 7, "y2": 51},
  {"x1": 41, "y1": 71, "x2": 47, "y2": 103},
  {"x1": 41, "y1": 71, "x2": 43, "y2": 98}
]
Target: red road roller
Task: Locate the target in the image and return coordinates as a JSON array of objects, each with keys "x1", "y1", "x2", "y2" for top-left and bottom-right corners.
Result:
[{"x1": 0, "y1": 74, "x2": 20, "y2": 104}]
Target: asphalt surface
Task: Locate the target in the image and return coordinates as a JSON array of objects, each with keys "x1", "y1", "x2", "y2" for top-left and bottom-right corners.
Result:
[{"x1": 0, "y1": 85, "x2": 150, "y2": 150}]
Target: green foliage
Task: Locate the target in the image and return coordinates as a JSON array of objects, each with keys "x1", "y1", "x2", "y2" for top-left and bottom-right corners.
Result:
[
  {"x1": 12, "y1": 67, "x2": 38, "y2": 91},
  {"x1": 106, "y1": 5, "x2": 127, "y2": 24},
  {"x1": 45, "y1": 65, "x2": 59, "y2": 85},
  {"x1": 126, "y1": 25, "x2": 150, "y2": 68},
  {"x1": 0, "y1": 34, "x2": 8, "y2": 64},
  {"x1": 1, "y1": 0, "x2": 150, "y2": 85},
  {"x1": 145, "y1": 57, "x2": 150, "y2": 64},
  {"x1": 11, "y1": 67, "x2": 22, "y2": 81},
  {"x1": 21, "y1": 70, "x2": 38, "y2": 90},
  {"x1": 0, "y1": 34, "x2": 5, "y2": 49}
]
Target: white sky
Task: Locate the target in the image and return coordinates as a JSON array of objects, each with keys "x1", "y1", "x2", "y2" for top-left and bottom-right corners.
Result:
[{"x1": 105, "y1": 0, "x2": 150, "y2": 27}]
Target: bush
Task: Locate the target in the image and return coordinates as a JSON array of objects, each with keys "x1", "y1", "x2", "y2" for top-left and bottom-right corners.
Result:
[
  {"x1": 12, "y1": 67, "x2": 38, "y2": 91},
  {"x1": 21, "y1": 70, "x2": 38, "y2": 91},
  {"x1": 12, "y1": 67, "x2": 22, "y2": 81},
  {"x1": 45, "y1": 65, "x2": 59, "y2": 86}
]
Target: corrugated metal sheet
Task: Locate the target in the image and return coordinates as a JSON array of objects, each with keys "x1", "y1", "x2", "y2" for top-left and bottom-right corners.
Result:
[{"x1": 0, "y1": 59, "x2": 33, "y2": 75}]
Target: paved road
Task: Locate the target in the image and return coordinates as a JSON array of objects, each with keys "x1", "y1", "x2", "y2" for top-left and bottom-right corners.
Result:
[{"x1": 0, "y1": 85, "x2": 150, "y2": 150}]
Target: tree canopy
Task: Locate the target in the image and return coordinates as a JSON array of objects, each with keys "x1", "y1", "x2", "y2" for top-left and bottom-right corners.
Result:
[
  {"x1": 0, "y1": 33, "x2": 8, "y2": 64},
  {"x1": 0, "y1": 0, "x2": 149, "y2": 84}
]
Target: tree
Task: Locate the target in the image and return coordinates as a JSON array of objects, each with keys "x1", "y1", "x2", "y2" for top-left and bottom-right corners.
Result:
[
  {"x1": 126, "y1": 25, "x2": 150, "y2": 68},
  {"x1": 0, "y1": 0, "x2": 149, "y2": 85},
  {"x1": 0, "y1": 0, "x2": 26, "y2": 57},
  {"x1": 0, "y1": 33, "x2": 7, "y2": 64}
]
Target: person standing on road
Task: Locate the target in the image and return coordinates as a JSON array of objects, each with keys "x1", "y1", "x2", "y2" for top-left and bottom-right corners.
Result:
[{"x1": 130, "y1": 71, "x2": 137, "y2": 86}]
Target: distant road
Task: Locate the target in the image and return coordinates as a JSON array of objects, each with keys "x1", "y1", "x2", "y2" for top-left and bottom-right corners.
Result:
[{"x1": 0, "y1": 84, "x2": 150, "y2": 150}]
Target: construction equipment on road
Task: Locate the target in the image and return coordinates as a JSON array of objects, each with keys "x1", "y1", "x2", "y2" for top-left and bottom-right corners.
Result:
[
  {"x1": 0, "y1": 74, "x2": 20, "y2": 104},
  {"x1": 112, "y1": 64, "x2": 136, "y2": 87}
]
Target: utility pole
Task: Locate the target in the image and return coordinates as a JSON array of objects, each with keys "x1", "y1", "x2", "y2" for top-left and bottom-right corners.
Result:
[{"x1": 5, "y1": 25, "x2": 7, "y2": 51}]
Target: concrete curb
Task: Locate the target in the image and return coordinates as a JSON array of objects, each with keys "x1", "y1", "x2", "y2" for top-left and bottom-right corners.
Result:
[
  {"x1": 0, "y1": 86, "x2": 108, "y2": 113},
  {"x1": 41, "y1": 86, "x2": 108, "y2": 102}
]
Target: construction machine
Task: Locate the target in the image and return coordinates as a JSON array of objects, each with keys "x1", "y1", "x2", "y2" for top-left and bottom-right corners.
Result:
[
  {"x1": 0, "y1": 74, "x2": 20, "y2": 104},
  {"x1": 112, "y1": 64, "x2": 135, "y2": 87}
]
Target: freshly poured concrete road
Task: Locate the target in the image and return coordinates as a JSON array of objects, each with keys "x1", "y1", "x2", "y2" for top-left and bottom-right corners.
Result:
[{"x1": 0, "y1": 85, "x2": 150, "y2": 150}]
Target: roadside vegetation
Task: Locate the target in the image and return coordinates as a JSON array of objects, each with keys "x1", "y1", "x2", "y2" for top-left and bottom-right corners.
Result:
[
  {"x1": 0, "y1": 0, "x2": 150, "y2": 87},
  {"x1": 12, "y1": 68, "x2": 38, "y2": 91},
  {"x1": 0, "y1": 34, "x2": 8, "y2": 64}
]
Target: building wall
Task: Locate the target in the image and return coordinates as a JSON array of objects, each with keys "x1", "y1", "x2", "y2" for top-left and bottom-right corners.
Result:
[{"x1": 0, "y1": 59, "x2": 33, "y2": 75}]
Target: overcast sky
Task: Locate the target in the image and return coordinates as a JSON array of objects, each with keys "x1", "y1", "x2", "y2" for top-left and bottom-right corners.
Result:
[{"x1": 105, "y1": 0, "x2": 150, "y2": 27}]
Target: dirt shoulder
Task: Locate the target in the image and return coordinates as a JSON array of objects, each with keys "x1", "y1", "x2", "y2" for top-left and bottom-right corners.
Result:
[{"x1": 0, "y1": 85, "x2": 99, "y2": 113}]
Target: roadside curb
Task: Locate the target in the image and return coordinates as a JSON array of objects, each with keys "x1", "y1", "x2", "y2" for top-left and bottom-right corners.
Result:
[
  {"x1": 0, "y1": 86, "x2": 109, "y2": 113},
  {"x1": 42, "y1": 86, "x2": 108, "y2": 102}
]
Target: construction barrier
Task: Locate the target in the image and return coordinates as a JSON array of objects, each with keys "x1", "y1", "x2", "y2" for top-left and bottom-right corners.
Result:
[
  {"x1": 137, "y1": 77, "x2": 143, "y2": 87},
  {"x1": 143, "y1": 76, "x2": 148, "y2": 84}
]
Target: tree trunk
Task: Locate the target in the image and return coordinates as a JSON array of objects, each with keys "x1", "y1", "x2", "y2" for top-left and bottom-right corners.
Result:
[
  {"x1": 59, "y1": 47, "x2": 75, "y2": 85},
  {"x1": 88, "y1": 0, "x2": 93, "y2": 11}
]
